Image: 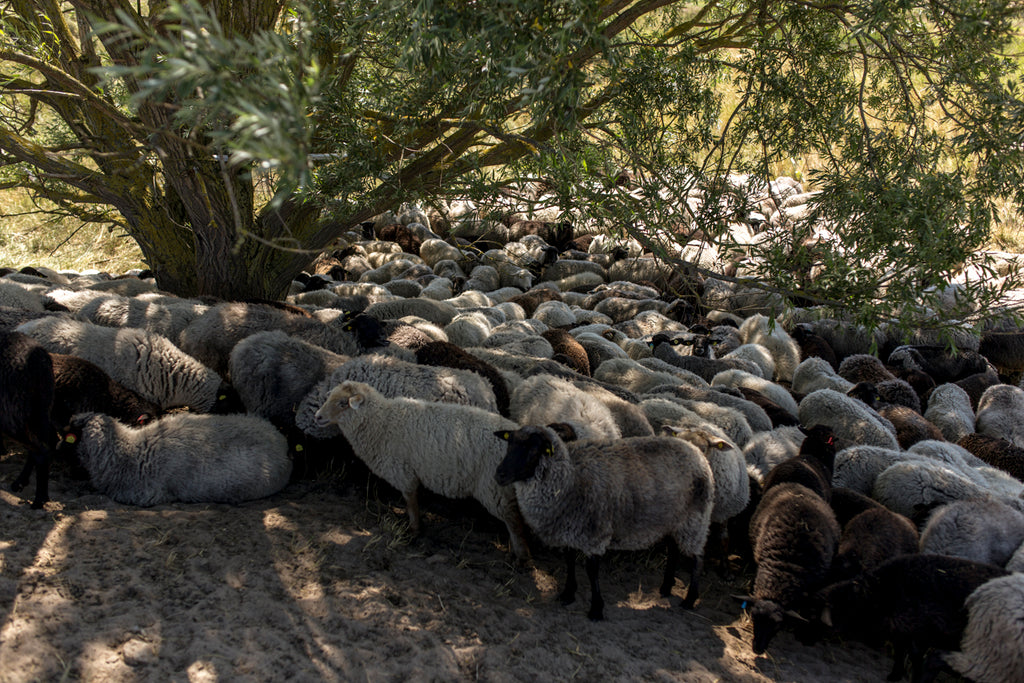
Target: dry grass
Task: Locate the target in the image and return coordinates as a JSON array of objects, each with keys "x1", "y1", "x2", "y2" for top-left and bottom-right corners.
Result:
[{"x1": 0, "y1": 188, "x2": 145, "y2": 275}]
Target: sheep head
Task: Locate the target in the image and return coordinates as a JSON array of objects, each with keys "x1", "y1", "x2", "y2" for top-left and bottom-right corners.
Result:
[
  {"x1": 494, "y1": 425, "x2": 557, "y2": 486},
  {"x1": 315, "y1": 381, "x2": 371, "y2": 426}
]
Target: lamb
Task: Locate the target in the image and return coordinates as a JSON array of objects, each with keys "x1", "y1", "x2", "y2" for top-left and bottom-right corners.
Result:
[
  {"x1": 797, "y1": 388, "x2": 899, "y2": 451},
  {"x1": 1, "y1": 331, "x2": 58, "y2": 509},
  {"x1": 944, "y1": 574, "x2": 1024, "y2": 683},
  {"x1": 49, "y1": 354, "x2": 160, "y2": 429},
  {"x1": 313, "y1": 381, "x2": 530, "y2": 561},
  {"x1": 63, "y1": 411, "x2": 291, "y2": 505},
  {"x1": 919, "y1": 498, "x2": 1024, "y2": 567},
  {"x1": 975, "y1": 383, "x2": 1024, "y2": 448},
  {"x1": 956, "y1": 433, "x2": 1024, "y2": 481},
  {"x1": 830, "y1": 506, "x2": 919, "y2": 582},
  {"x1": 817, "y1": 554, "x2": 1009, "y2": 683},
  {"x1": 17, "y1": 316, "x2": 227, "y2": 413},
  {"x1": 228, "y1": 330, "x2": 350, "y2": 427},
  {"x1": 414, "y1": 340, "x2": 512, "y2": 416},
  {"x1": 510, "y1": 374, "x2": 622, "y2": 440},
  {"x1": 746, "y1": 482, "x2": 841, "y2": 654},
  {"x1": 493, "y1": 424, "x2": 714, "y2": 620},
  {"x1": 923, "y1": 383, "x2": 976, "y2": 442}
]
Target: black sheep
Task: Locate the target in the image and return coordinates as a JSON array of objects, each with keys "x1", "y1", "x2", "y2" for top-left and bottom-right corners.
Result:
[
  {"x1": 1, "y1": 331, "x2": 58, "y2": 508},
  {"x1": 790, "y1": 323, "x2": 839, "y2": 370},
  {"x1": 737, "y1": 387, "x2": 800, "y2": 427},
  {"x1": 760, "y1": 424, "x2": 837, "y2": 501},
  {"x1": 50, "y1": 353, "x2": 160, "y2": 429},
  {"x1": 847, "y1": 381, "x2": 944, "y2": 449},
  {"x1": 817, "y1": 554, "x2": 1008, "y2": 683},
  {"x1": 830, "y1": 507, "x2": 919, "y2": 582},
  {"x1": 540, "y1": 328, "x2": 591, "y2": 376},
  {"x1": 956, "y1": 432, "x2": 1024, "y2": 482}
]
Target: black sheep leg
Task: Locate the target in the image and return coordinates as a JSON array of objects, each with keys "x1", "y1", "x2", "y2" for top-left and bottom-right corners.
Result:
[
  {"x1": 888, "y1": 640, "x2": 908, "y2": 681},
  {"x1": 660, "y1": 537, "x2": 679, "y2": 597},
  {"x1": 681, "y1": 553, "x2": 702, "y2": 609},
  {"x1": 585, "y1": 555, "x2": 604, "y2": 621},
  {"x1": 559, "y1": 548, "x2": 578, "y2": 605}
]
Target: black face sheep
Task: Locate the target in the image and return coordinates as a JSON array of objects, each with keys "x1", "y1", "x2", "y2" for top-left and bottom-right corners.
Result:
[
  {"x1": 886, "y1": 344, "x2": 991, "y2": 385},
  {"x1": 313, "y1": 380, "x2": 530, "y2": 562},
  {"x1": 956, "y1": 432, "x2": 1024, "y2": 482},
  {"x1": 1, "y1": 331, "x2": 58, "y2": 508},
  {"x1": 746, "y1": 482, "x2": 841, "y2": 654},
  {"x1": 816, "y1": 554, "x2": 1009, "y2": 683},
  {"x1": 494, "y1": 425, "x2": 714, "y2": 620},
  {"x1": 63, "y1": 411, "x2": 292, "y2": 505},
  {"x1": 49, "y1": 353, "x2": 160, "y2": 429},
  {"x1": 944, "y1": 573, "x2": 1024, "y2": 683},
  {"x1": 789, "y1": 323, "x2": 838, "y2": 370}
]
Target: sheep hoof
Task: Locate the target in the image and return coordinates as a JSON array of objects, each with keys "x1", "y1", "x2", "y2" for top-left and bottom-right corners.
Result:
[
  {"x1": 587, "y1": 607, "x2": 604, "y2": 621},
  {"x1": 30, "y1": 499, "x2": 46, "y2": 510},
  {"x1": 10, "y1": 477, "x2": 26, "y2": 493},
  {"x1": 558, "y1": 591, "x2": 576, "y2": 606}
]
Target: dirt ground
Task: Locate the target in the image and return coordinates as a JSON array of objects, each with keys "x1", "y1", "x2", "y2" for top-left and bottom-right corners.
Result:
[{"x1": 0, "y1": 446, "x2": 953, "y2": 683}]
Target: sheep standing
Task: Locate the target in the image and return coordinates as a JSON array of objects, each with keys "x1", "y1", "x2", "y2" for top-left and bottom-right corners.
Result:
[
  {"x1": 494, "y1": 424, "x2": 714, "y2": 620},
  {"x1": 510, "y1": 374, "x2": 622, "y2": 440},
  {"x1": 314, "y1": 381, "x2": 530, "y2": 561},
  {"x1": 1, "y1": 331, "x2": 58, "y2": 508},
  {"x1": 65, "y1": 411, "x2": 291, "y2": 505}
]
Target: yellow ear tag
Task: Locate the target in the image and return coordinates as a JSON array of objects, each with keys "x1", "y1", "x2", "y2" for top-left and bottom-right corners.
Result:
[
  {"x1": 65, "y1": 434, "x2": 77, "y2": 444},
  {"x1": 294, "y1": 444, "x2": 304, "y2": 452}
]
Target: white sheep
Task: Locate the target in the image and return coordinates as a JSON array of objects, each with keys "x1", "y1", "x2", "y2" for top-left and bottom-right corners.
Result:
[
  {"x1": 66, "y1": 411, "x2": 291, "y2": 505},
  {"x1": 743, "y1": 425, "x2": 806, "y2": 482},
  {"x1": 313, "y1": 380, "x2": 529, "y2": 562},
  {"x1": 923, "y1": 383, "x2": 976, "y2": 442},
  {"x1": 797, "y1": 388, "x2": 899, "y2": 451},
  {"x1": 494, "y1": 424, "x2": 714, "y2": 620},
  {"x1": 737, "y1": 314, "x2": 801, "y2": 382},
  {"x1": 872, "y1": 459, "x2": 993, "y2": 518},
  {"x1": 664, "y1": 426, "x2": 750, "y2": 525},
  {"x1": 790, "y1": 356, "x2": 854, "y2": 396},
  {"x1": 831, "y1": 444, "x2": 913, "y2": 495},
  {"x1": 945, "y1": 574, "x2": 1024, "y2": 683},
  {"x1": 976, "y1": 384, "x2": 1024, "y2": 448},
  {"x1": 509, "y1": 374, "x2": 621, "y2": 440},
  {"x1": 711, "y1": 368, "x2": 799, "y2": 417},
  {"x1": 17, "y1": 316, "x2": 223, "y2": 412}
]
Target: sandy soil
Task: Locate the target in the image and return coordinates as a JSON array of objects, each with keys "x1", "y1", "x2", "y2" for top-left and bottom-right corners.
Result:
[{"x1": 0, "y1": 446, "x2": 946, "y2": 683}]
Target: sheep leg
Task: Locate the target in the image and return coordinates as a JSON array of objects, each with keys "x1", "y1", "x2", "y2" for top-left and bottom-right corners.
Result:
[
  {"x1": 887, "y1": 640, "x2": 909, "y2": 682},
  {"x1": 11, "y1": 448, "x2": 49, "y2": 509},
  {"x1": 680, "y1": 554, "x2": 702, "y2": 609},
  {"x1": 584, "y1": 555, "x2": 604, "y2": 621},
  {"x1": 502, "y1": 504, "x2": 532, "y2": 566},
  {"x1": 10, "y1": 457, "x2": 33, "y2": 492},
  {"x1": 403, "y1": 486, "x2": 421, "y2": 534},
  {"x1": 559, "y1": 548, "x2": 578, "y2": 606},
  {"x1": 660, "y1": 537, "x2": 679, "y2": 597}
]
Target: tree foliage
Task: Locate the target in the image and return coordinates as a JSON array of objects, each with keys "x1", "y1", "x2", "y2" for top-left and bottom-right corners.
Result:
[{"x1": 1, "y1": 0, "x2": 1023, "y2": 332}]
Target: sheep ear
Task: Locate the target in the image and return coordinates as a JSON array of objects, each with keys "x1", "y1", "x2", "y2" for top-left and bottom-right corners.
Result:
[
  {"x1": 784, "y1": 610, "x2": 809, "y2": 624},
  {"x1": 820, "y1": 606, "x2": 833, "y2": 628},
  {"x1": 348, "y1": 392, "x2": 365, "y2": 410}
]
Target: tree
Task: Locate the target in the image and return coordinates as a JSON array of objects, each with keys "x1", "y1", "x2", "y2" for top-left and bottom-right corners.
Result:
[{"x1": 1, "y1": 0, "x2": 1023, "y2": 331}]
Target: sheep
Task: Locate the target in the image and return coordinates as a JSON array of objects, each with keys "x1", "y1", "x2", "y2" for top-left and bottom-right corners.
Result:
[
  {"x1": 576, "y1": 332, "x2": 632, "y2": 370},
  {"x1": 737, "y1": 314, "x2": 801, "y2": 382},
  {"x1": 313, "y1": 380, "x2": 530, "y2": 561},
  {"x1": 831, "y1": 444, "x2": 911, "y2": 495},
  {"x1": 919, "y1": 498, "x2": 1024, "y2": 567},
  {"x1": 540, "y1": 328, "x2": 590, "y2": 376},
  {"x1": 743, "y1": 426, "x2": 806, "y2": 483},
  {"x1": 735, "y1": 386, "x2": 800, "y2": 427},
  {"x1": 1007, "y1": 540, "x2": 1024, "y2": 572},
  {"x1": 663, "y1": 426, "x2": 749, "y2": 526},
  {"x1": 510, "y1": 374, "x2": 621, "y2": 440},
  {"x1": 906, "y1": 440, "x2": 1024, "y2": 502},
  {"x1": 957, "y1": 433, "x2": 1024, "y2": 481},
  {"x1": 872, "y1": 459, "x2": 993, "y2": 520},
  {"x1": 721, "y1": 343, "x2": 775, "y2": 381},
  {"x1": 846, "y1": 381, "x2": 944, "y2": 449},
  {"x1": 493, "y1": 424, "x2": 714, "y2": 620},
  {"x1": 650, "y1": 334, "x2": 764, "y2": 382},
  {"x1": 791, "y1": 356, "x2": 854, "y2": 396},
  {"x1": 646, "y1": 383, "x2": 773, "y2": 433},
  {"x1": 75, "y1": 292, "x2": 207, "y2": 341},
  {"x1": 594, "y1": 357, "x2": 704, "y2": 394},
  {"x1": 414, "y1": 340, "x2": 512, "y2": 416},
  {"x1": 817, "y1": 554, "x2": 1009, "y2": 683},
  {"x1": 17, "y1": 316, "x2": 227, "y2": 414},
  {"x1": 954, "y1": 369, "x2": 1002, "y2": 410},
  {"x1": 560, "y1": 379, "x2": 653, "y2": 437},
  {"x1": 227, "y1": 330, "x2": 350, "y2": 427},
  {"x1": 711, "y1": 368, "x2": 799, "y2": 417},
  {"x1": 923, "y1": 383, "x2": 975, "y2": 442},
  {"x1": 1, "y1": 331, "x2": 58, "y2": 509},
  {"x1": 746, "y1": 482, "x2": 841, "y2": 654},
  {"x1": 49, "y1": 354, "x2": 160, "y2": 429},
  {"x1": 830, "y1": 507, "x2": 919, "y2": 582},
  {"x1": 886, "y1": 344, "x2": 991, "y2": 385},
  {"x1": 789, "y1": 323, "x2": 838, "y2": 370},
  {"x1": 294, "y1": 353, "x2": 499, "y2": 440},
  {"x1": 976, "y1": 383, "x2": 1024, "y2": 448},
  {"x1": 797, "y1": 388, "x2": 899, "y2": 451},
  {"x1": 944, "y1": 574, "x2": 1024, "y2": 683},
  {"x1": 829, "y1": 486, "x2": 887, "y2": 527},
  {"x1": 760, "y1": 424, "x2": 837, "y2": 501},
  {"x1": 63, "y1": 411, "x2": 291, "y2": 505}
]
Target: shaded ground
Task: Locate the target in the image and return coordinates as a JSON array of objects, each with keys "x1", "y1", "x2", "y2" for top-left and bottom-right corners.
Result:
[{"x1": 0, "y1": 447, "x2": 932, "y2": 682}]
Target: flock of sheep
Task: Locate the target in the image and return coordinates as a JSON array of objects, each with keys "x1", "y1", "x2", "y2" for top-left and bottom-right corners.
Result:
[{"x1": 3, "y1": 176, "x2": 1024, "y2": 682}]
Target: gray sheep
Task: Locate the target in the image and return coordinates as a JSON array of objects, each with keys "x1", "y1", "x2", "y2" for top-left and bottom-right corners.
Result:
[
  {"x1": 711, "y1": 369, "x2": 799, "y2": 417},
  {"x1": 494, "y1": 424, "x2": 714, "y2": 620},
  {"x1": 919, "y1": 498, "x2": 1024, "y2": 567},
  {"x1": 314, "y1": 380, "x2": 530, "y2": 562},
  {"x1": 945, "y1": 573, "x2": 1024, "y2": 683},
  {"x1": 510, "y1": 374, "x2": 621, "y2": 440},
  {"x1": 976, "y1": 383, "x2": 1024, "y2": 448},
  {"x1": 797, "y1": 388, "x2": 899, "y2": 451},
  {"x1": 64, "y1": 411, "x2": 291, "y2": 505},
  {"x1": 737, "y1": 314, "x2": 801, "y2": 382},
  {"x1": 923, "y1": 383, "x2": 976, "y2": 442},
  {"x1": 17, "y1": 316, "x2": 225, "y2": 413}
]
